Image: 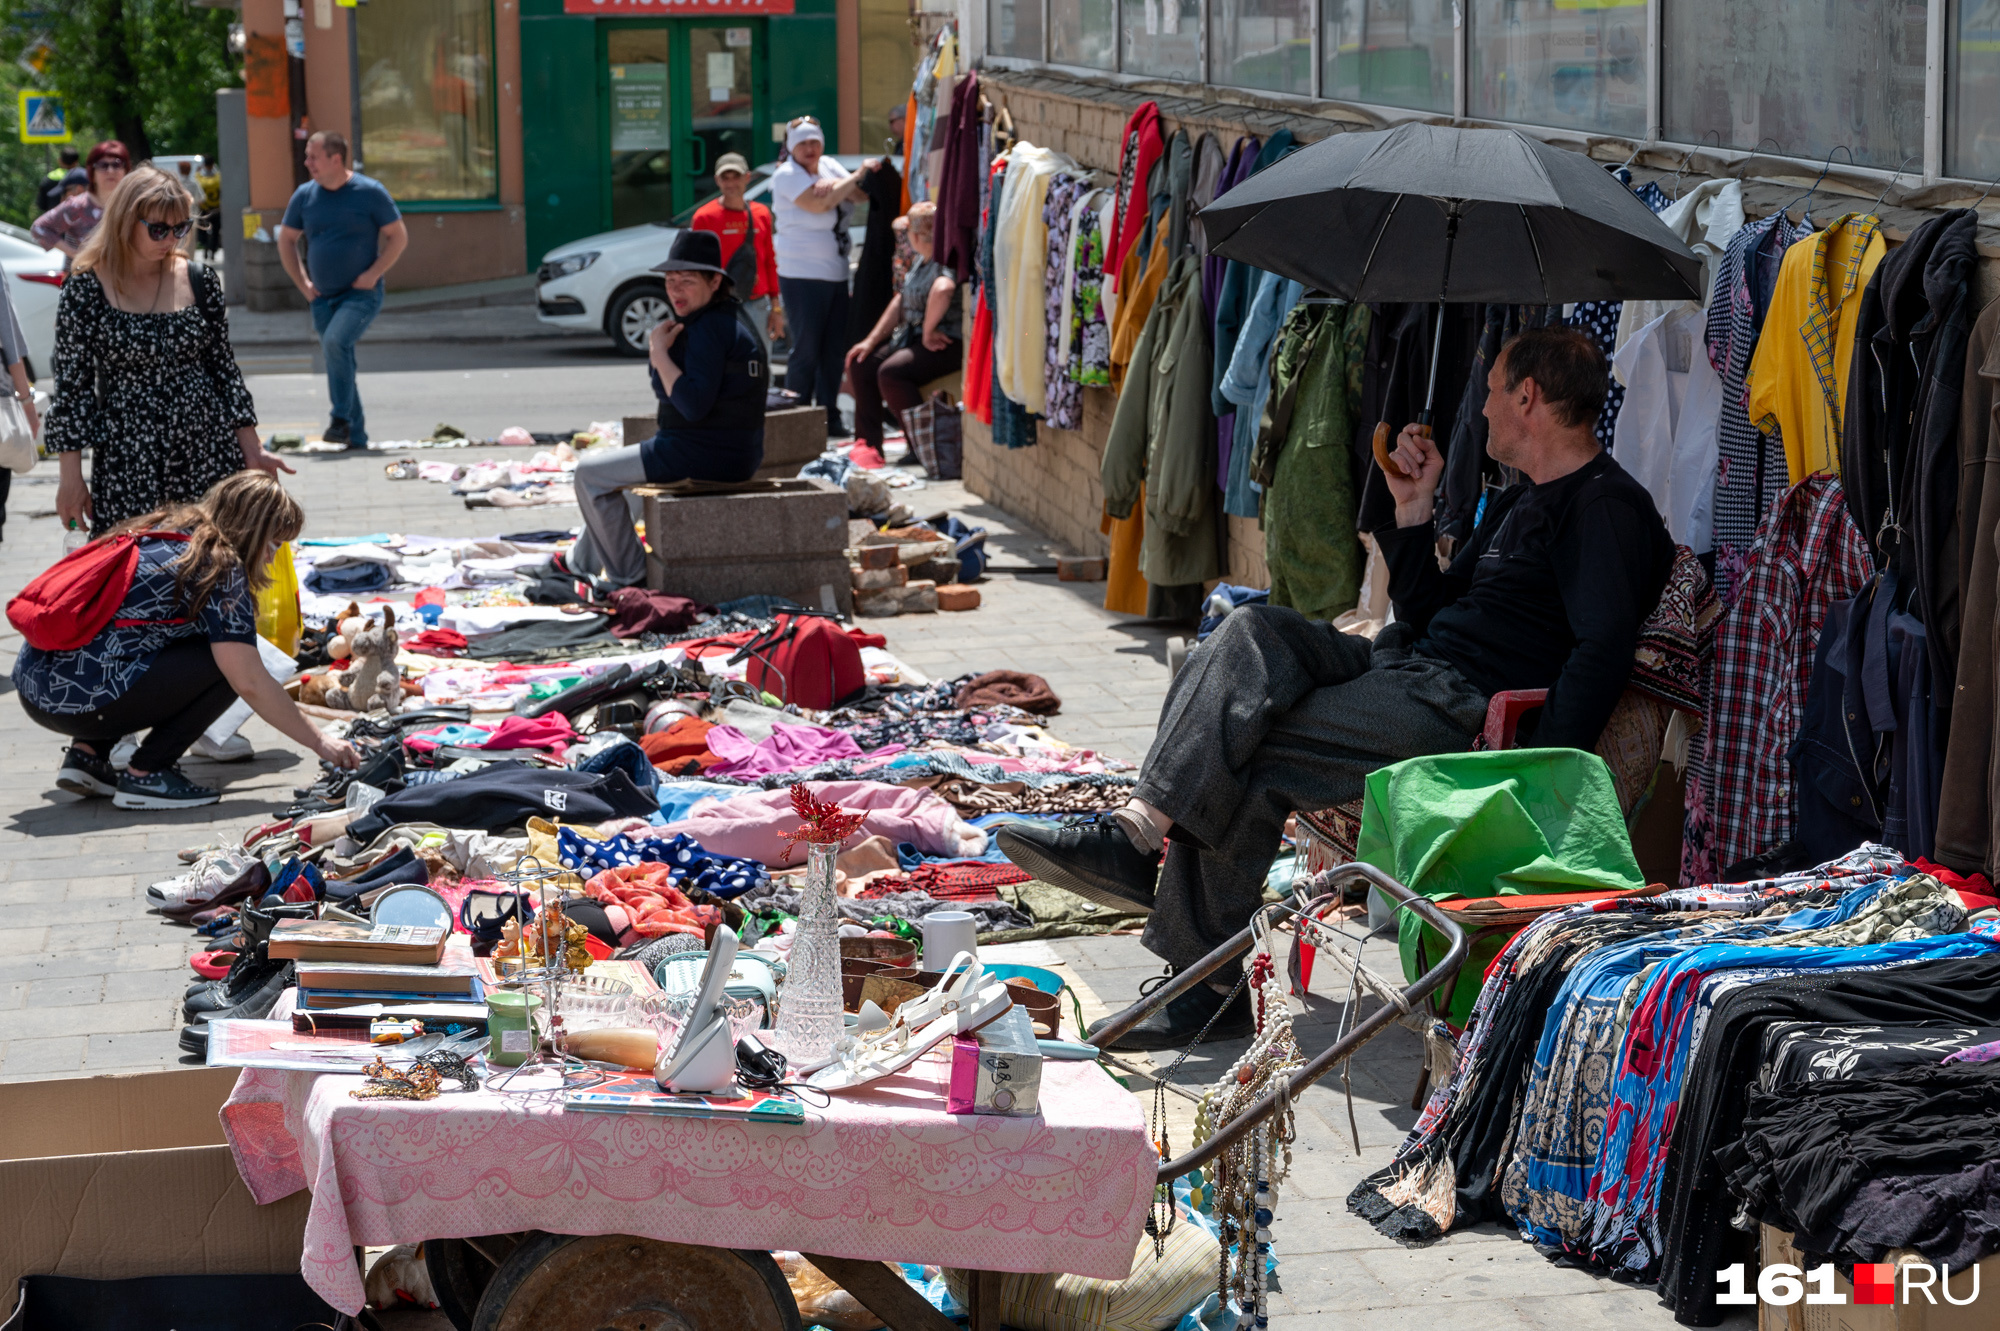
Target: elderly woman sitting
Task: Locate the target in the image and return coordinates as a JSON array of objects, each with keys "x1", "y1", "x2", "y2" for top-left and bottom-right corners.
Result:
[{"x1": 842, "y1": 201, "x2": 962, "y2": 468}]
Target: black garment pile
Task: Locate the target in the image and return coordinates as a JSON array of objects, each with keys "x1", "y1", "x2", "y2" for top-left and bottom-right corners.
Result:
[{"x1": 1718, "y1": 1061, "x2": 2000, "y2": 1274}]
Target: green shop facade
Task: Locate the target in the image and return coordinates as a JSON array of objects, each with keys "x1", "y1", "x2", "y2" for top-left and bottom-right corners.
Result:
[{"x1": 521, "y1": 0, "x2": 843, "y2": 270}]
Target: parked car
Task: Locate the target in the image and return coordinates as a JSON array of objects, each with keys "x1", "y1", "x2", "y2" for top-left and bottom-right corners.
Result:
[
  {"x1": 535, "y1": 155, "x2": 871, "y2": 357},
  {"x1": 0, "y1": 221, "x2": 66, "y2": 380}
]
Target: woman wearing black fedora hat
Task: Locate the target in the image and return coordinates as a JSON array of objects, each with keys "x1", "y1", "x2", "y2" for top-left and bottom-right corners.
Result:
[{"x1": 567, "y1": 228, "x2": 770, "y2": 590}]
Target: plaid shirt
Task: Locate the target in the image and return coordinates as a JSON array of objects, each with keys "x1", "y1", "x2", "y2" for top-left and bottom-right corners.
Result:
[{"x1": 1698, "y1": 474, "x2": 1874, "y2": 874}]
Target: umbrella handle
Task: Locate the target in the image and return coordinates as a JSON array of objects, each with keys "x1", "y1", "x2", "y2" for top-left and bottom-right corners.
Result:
[{"x1": 1372, "y1": 420, "x2": 1430, "y2": 480}]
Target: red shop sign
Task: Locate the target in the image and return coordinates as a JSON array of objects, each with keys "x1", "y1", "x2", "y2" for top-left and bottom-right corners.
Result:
[{"x1": 563, "y1": 0, "x2": 795, "y2": 11}]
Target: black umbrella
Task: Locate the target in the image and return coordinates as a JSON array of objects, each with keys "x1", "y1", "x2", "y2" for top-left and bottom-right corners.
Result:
[{"x1": 1201, "y1": 122, "x2": 1702, "y2": 437}]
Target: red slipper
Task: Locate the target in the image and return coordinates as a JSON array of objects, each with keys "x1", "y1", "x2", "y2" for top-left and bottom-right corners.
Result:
[
  {"x1": 848, "y1": 442, "x2": 887, "y2": 470},
  {"x1": 190, "y1": 950, "x2": 237, "y2": 980}
]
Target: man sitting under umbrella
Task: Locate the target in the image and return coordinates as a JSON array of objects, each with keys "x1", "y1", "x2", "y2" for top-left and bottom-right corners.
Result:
[{"x1": 1000, "y1": 326, "x2": 1674, "y2": 1049}]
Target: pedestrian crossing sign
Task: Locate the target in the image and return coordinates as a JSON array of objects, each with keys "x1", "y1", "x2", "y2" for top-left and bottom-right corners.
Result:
[{"x1": 18, "y1": 91, "x2": 68, "y2": 144}]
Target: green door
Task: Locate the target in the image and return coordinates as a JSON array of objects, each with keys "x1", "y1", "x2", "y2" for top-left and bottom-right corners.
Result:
[
  {"x1": 601, "y1": 19, "x2": 766, "y2": 227},
  {"x1": 678, "y1": 21, "x2": 762, "y2": 214},
  {"x1": 605, "y1": 26, "x2": 674, "y2": 229}
]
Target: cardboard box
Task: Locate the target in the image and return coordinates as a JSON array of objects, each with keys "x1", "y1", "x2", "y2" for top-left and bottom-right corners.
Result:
[
  {"x1": 0, "y1": 1068, "x2": 311, "y2": 1321},
  {"x1": 1759, "y1": 1226, "x2": 1996, "y2": 1331}
]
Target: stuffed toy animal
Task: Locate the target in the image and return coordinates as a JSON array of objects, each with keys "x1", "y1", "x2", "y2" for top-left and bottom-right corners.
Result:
[{"x1": 320, "y1": 607, "x2": 401, "y2": 714}]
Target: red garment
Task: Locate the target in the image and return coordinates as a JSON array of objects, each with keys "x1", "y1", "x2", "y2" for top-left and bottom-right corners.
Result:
[
  {"x1": 965, "y1": 288, "x2": 994, "y2": 423},
  {"x1": 689, "y1": 198, "x2": 778, "y2": 299},
  {"x1": 1108, "y1": 103, "x2": 1163, "y2": 294},
  {"x1": 608, "y1": 587, "x2": 711, "y2": 639},
  {"x1": 403, "y1": 628, "x2": 468, "y2": 655},
  {"x1": 583, "y1": 864, "x2": 717, "y2": 938},
  {"x1": 640, "y1": 716, "x2": 723, "y2": 772},
  {"x1": 1914, "y1": 857, "x2": 1999, "y2": 911},
  {"x1": 478, "y1": 713, "x2": 575, "y2": 754},
  {"x1": 859, "y1": 860, "x2": 1031, "y2": 901},
  {"x1": 933, "y1": 71, "x2": 982, "y2": 282}
]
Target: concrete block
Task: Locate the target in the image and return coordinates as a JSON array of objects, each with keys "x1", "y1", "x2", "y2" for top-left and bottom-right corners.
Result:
[
  {"x1": 938, "y1": 585, "x2": 981, "y2": 611},
  {"x1": 757, "y1": 405, "x2": 830, "y2": 478},
  {"x1": 1057, "y1": 555, "x2": 1107, "y2": 582},
  {"x1": 639, "y1": 477, "x2": 852, "y2": 614},
  {"x1": 907, "y1": 557, "x2": 960, "y2": 585},
  {"x1": 852, "y1": 564, "x2": 908, "y2": 591},
  {"x1": 855, "y1": 579, "x2": 938, "y2": 617}
]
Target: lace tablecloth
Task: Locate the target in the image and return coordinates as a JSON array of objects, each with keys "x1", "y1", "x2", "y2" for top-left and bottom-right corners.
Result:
[{"x1": 222, "y1": 1051, "x2": 1154, "y2": 1314}]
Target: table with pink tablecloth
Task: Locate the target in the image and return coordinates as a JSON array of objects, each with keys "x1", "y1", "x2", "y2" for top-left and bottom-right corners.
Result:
[{"x1": 221, "y1": 1051, "x2": 1155, "y2": 1315}]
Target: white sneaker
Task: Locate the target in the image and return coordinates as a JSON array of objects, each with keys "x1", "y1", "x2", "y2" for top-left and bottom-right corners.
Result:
[
  {"x1": 191, "y1": 734, "x2": 255, "y2": 762},
  {"x1": 109, "y1": 733, "x2": 140, "y2": 769}
]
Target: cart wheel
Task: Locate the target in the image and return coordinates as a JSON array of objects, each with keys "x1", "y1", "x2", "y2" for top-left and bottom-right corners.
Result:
[
  {"x1": 1167, "y1": 635, "x2": 1190, "y2": 680},
  {"x1": 426, "y1": 1235, "x2": 523, "y2": 1331},
  {"x1": 470, "y1": 1232, "x2": 802, "y2": 1331}
]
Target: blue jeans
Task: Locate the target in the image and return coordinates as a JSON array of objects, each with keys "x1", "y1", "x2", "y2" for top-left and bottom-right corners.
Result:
[{"x1": 311, "y1": 286, "x2": 384, "y2": 446}]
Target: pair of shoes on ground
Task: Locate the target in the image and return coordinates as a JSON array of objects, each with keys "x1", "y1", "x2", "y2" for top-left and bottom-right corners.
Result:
[
  {"x1": 147, "y1": 850, "x2": 271, "y2": 920},
  {"x1": 181, "y1": 902, "x2": 309, "y2": 1050},
  {"x1": 995, "y1": 815, "x2": 1255, "y2": 1052},
  {"x1": 58, "y1": 744, "x2": 246, "y2": 811},
  {"x1": 323, "y1": 844, "x2": 428, "y2": 903}
]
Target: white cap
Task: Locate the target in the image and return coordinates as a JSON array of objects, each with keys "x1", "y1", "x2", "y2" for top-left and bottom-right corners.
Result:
[{"x1": 785, "y1": 120, "x2": 825, "y2": 151}]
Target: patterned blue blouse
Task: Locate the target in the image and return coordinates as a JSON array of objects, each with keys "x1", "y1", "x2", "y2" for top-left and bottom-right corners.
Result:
[{"x1": 13, "y1": 536, "x2": 256, "y2": 714}]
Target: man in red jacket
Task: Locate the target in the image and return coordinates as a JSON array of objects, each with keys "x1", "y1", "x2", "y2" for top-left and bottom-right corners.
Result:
[{"x1": 690, "y1": 153, "x2": 781, "y2": 348}]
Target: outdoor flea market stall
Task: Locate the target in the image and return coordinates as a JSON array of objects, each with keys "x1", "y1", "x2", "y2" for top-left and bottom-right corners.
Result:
[{"x1": 206, "y1": 867, "x2": 1465, "y2": 1329}]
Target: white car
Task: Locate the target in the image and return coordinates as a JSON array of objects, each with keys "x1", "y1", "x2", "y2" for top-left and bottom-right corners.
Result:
[
  {"x1": 0, "y1": 222, "x2": 66, "y2": 381},
  {"x1": 535, "y1": 156, "x2": 872, "y2": 357}
]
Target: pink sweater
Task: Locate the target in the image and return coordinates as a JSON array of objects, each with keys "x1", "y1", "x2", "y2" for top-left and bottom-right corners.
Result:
[{"x1": 656, "y1": 780, "x2": 986, "y2": 866}]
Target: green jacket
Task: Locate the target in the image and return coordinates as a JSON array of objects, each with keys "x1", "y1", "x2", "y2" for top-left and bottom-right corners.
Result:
[
  {"x1": 1261, "y1": 300, "x2": 1371, "y2": 622},
  {"x1": 1101, "y1": 255, "x2": 1220, "y2": 589}
]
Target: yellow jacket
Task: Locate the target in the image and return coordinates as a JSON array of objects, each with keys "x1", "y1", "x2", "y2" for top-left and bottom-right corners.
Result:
[{"x1": 1746, "y1": 212, "x2": 1886, "y2": 484}]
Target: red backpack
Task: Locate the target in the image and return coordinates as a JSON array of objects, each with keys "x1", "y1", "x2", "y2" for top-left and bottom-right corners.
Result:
[
  {"x1": 8, "y1": 531, "x2": 190, "y2": 652},
  {"x1": 730, "y1": 612, "x2": 866, "y2": 710}
]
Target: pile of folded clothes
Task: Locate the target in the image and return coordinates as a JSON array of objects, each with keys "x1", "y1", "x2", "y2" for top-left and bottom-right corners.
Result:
[{"x1": 153, "y1": 562, "x2": 1140, "y2": 1050}]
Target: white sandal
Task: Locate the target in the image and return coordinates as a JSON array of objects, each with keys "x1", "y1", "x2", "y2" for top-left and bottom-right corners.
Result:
[{"x1": 807, "y1": 982, "x2": 1015, "y2": 1092}]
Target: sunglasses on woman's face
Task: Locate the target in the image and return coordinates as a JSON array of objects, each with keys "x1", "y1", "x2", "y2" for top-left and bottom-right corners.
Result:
[{"x1": 143, "y1": 219, "x2": 193, "y2": 242}]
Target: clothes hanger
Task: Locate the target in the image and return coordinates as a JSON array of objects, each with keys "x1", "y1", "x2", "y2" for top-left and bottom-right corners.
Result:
[
  {"x1": 1667, "y1": 131, "x2": 1722, "y2": 199},
  {"x1": 1869, "y1": 155, "x2": 1920, "y2": 213},
  {"x1": 1781, "y1": 145, "x2": 1852, "y2": 227}
]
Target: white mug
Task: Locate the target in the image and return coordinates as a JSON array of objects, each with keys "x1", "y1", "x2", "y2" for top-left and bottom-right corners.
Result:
[{"x1": 921, "y1": 911, "x2": 979, "y2": 972}]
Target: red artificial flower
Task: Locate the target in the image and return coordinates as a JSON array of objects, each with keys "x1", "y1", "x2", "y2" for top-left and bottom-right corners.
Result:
[{"x1": 778, "y1": 782, "x2": 867, "y2": 860}]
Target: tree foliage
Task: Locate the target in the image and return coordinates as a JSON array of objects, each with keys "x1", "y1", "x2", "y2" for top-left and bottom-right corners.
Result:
[{"x1": 0, "y1": 0, "x2": 240, "y2": 163}]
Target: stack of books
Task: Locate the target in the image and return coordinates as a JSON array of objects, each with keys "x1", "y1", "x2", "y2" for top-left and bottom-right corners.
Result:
[{"x1": 271, "y1": 920, "x2": 482, "y2": 1011}]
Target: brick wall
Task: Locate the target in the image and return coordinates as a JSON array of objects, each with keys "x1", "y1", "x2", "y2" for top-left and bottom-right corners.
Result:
[{"x1": 960, "y1": 69, "x2": 1300, "y2": 590}]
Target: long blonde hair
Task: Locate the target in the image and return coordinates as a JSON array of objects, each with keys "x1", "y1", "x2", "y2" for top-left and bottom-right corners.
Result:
[
  {"x1": 110, "y1": 472, "x2": 304, "y2": 614},
  {"x1": 73, "y1": 166, "x2": 193, "y2": 289}
]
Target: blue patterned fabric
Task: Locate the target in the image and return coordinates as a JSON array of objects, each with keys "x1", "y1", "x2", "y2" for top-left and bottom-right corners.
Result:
[
  {"x1": 13, "y1": 535, "x2": 255, "y2": 714},
  {"x1": 555, "y1": 826, "x2": 768, "y2": 898}
]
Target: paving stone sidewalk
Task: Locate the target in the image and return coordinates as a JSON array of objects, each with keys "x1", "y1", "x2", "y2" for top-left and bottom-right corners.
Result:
[{"x1": 0, "y1": 445, "x2": 1743, "y2": 1329}]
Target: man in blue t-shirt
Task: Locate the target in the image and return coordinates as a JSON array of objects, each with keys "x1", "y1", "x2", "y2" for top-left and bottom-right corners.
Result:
[{"x1": 277, "y1": 131, "x2": 408, "y2": 450}]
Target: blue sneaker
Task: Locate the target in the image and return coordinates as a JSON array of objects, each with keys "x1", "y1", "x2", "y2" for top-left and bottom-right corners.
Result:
[{"x1": 114, "y1": 765, "x2": 220, "y2": 810}]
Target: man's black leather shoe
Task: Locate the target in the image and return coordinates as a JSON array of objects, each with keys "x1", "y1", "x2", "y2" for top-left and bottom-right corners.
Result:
[{"x1": 997, "y1": 814, "x2": 1159, "y2": 913}]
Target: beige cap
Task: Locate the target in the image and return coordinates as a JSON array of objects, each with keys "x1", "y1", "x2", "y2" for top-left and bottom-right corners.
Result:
[{"x1": 713, "y1": 153, "x2": 751, "y2": 178}]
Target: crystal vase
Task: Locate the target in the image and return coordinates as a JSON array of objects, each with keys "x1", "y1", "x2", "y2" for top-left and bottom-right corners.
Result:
[{"x1": 774, "y1": 840, "x2": 842, "y2": 1067}]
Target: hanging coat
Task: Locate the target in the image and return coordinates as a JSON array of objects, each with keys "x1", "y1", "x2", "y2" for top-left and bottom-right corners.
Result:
[
  {"x1": 1107, "y1": 102, "x2": 1163, "y2": 292},
  {"x1": 1102, "y1": 256, "x2": 1220, "y2": 591},
  {"x1": 1935, "y1": 297, "x2": 2000, "y2": 876},
  {"x1": 932, "y1": 71, "x2": 982, "y2": 282},
  {"x1": 847, "y1": 158, "x2": 904, "y2": 347},
  {"x1": 1839, "y1": 209, "x2": 1978, "y2": 644},
  {"x1": 1261, "y1": 301, "x2": 1372, "y2": 621}
]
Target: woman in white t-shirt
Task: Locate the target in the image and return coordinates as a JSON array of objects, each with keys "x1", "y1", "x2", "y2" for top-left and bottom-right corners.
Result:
[{"x1": 769, "y1": 117, "x2": 878, "y2": 437}]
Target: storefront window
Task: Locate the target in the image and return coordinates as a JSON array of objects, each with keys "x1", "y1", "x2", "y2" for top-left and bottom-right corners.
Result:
[
  {"x1": 1469, "y1": 0, "x2": 1647, "y2": 138},
  {"x1": 990, "y1": 0, "x2": 1045, "y2": 59},
  {"x1": 1051, "y1": 0, "x2": 1118, "y2": 68},
  {"x1": 1123, "y1": 0, "x2": 1201, "y2": 78},
  {"x1": 1948, "y1": 0, "x2": 2000, "y2": 179},
  {"x1": 1323, "y1": 0, "x2": 1454, "y2": 113},
  {"x1": 356, "y1": 0, "x2": 498, "y2": 201},
  {"x1": 1664, "y1": 0, "x2": 1925, "y2": 169},
  {"x1": 1211, "y1": 0, "x2": 1312, "y2": 93}
]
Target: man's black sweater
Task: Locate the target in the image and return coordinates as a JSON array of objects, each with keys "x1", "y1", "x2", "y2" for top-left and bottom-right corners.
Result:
[{"x1": 1372, "y1": 451, "x2": 1674, "y2": 751}]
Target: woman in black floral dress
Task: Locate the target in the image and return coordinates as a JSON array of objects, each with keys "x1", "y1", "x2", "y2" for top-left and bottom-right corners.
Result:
[{"x1": 47, "y1": 167, "x2": 292, "y2": 536}]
